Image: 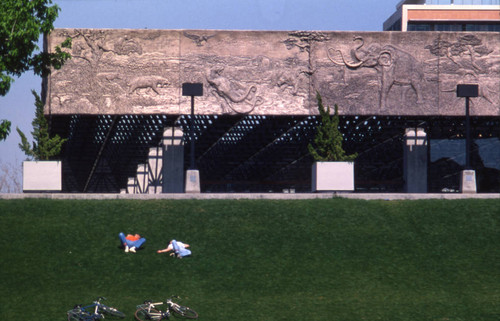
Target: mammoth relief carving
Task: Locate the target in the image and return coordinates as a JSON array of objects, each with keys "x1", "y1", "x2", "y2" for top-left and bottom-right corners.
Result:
[{"x1": 329, "y1": 36, "x2": 425, "y2": 111}]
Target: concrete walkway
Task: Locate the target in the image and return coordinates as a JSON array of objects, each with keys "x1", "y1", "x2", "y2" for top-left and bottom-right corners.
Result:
[{"x1": 0, "y1": 192, "x2": 499, "y2": 200}]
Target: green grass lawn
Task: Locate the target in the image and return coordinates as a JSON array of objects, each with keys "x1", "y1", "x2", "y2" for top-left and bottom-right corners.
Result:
[{"x1": 0, "y1": 198, "x2": 499, "y2": 321}]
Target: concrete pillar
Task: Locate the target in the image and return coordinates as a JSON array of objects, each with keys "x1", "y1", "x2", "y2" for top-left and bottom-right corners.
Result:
[
  {"x1": 404, "y1": 128, "x2": 427, "y2": 193},
  {"x1": 185, "y1": 169, "x2": 201, "y2": 193},
  {"x1": 148, "y1": 146, "x2": 163, "y2": 194},
  {"x1": 460, "y1": 170, "x2": 477, "y2": 193},
  {"x1": 162, "y1": 127, "x2": 185, "y2": 193}
]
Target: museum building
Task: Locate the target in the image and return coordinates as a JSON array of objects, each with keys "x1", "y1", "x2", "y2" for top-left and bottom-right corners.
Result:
[
  {"x1": 41, "y1": 27, "x2": 500, "y2": 194},
  {"x1": 384, "y1": 0, "x2": 500, "y2": 31}
]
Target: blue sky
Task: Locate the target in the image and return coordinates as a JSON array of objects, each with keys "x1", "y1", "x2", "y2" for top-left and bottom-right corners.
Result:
[
  {"x1": 0, "y1": 0, "x2": 397, "y2": 188},
  {"x1": 52, "y1": 0, "x2": 395, "y2": 31}
]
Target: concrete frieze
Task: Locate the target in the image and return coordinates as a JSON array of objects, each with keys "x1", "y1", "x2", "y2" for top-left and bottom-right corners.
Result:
[{"x1": 45, "y1": 29, "x2": 499, "y2": 116}]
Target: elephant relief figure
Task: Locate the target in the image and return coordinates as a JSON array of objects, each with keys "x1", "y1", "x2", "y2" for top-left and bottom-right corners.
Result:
[{"x1": 329, "y1": 36, "x2": 425, "y2": 110}]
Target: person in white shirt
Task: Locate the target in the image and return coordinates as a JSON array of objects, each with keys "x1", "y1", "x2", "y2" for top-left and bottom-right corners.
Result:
[{"x1": 157, "y1": 239, "x2": 191, "y2": 258}]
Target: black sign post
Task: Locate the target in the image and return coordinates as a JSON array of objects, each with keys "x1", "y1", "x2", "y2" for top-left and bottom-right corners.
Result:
[{"x1": 182, "y1": 83, "x2": 203, "y2": 170}]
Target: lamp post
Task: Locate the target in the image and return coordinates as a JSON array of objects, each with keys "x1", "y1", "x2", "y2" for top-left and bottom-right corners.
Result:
[
  {"x1": 456, "y1": 84, "x2": 478, "y2": 193},
  {"x1": 182, "y1": 82, "x2": 203, "y2": 193}
]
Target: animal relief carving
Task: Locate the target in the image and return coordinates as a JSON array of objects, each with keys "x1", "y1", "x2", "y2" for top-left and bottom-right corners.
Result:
[
  {"x1": 329, "y1": 36, "x2": 425, "y2": 111},
  {"x1": 113, "y1": 36, "x2": 143, "y2": 55},
  {"x1": 128, "y1": 76, "x2": 169, "y2": 95},
  {"x1": 207, "y1": 67, "x2": 263, "y2": 114},
  {"x1": 183, "y1": 32, "x2": 215, "y2": 47}
]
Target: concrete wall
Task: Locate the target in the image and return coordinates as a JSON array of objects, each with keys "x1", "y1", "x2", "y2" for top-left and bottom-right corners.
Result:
[{"x1": 46, "y1": 29, "x2": 499, "y2": 116}]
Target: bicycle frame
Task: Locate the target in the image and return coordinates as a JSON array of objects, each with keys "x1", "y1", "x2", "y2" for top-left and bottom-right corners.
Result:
[
  {"x1": 69, "y1": 297, "x2": 116, "y2": 321},
  {"x1": 165, "y1": 299, "x2": 181, "y2": 311},
  {"x1": 135, "y1": 296, "x2": 198, "y2": 321},
  {"x1": 137, "y1": 301, "x2": 170, "y2": 320},
  {"x1": 68, "y1": 307, "x2": 100, "y2": 321},
  {"x1": 82, "y1": 299, "x2": 105, "y2": 318}
]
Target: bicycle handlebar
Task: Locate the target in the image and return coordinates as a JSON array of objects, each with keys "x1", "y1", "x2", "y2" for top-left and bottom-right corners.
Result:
[
  {"x1": 140, "y1": 296, "x2": 182, "y2": 308},
  {"x1": 141, "y1": 301, "x2": 164, "y2": 307},
  {"x1": 166, "y1": 295, "x2": 180, "y2": 302}
]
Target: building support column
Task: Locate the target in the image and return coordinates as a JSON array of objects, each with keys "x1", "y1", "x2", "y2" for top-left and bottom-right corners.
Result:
[
  {"x1": 404, "y1": 128, "x2": 427, "y2": 193},
  {"x1": 162, "y1": 127, "x2": 185, "y2": 193}
]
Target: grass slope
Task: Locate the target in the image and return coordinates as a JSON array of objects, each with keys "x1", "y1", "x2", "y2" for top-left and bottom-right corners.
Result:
[{"x1": 0, "y1": 198, "x2": 499, "y2": 321}]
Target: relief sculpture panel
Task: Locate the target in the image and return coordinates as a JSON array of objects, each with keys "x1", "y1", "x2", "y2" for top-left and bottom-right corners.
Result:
[
  {"x1": 46, "y1": 29, "x2": 499, "y2": 116},
  {"x1": 47, "y1": 29, "x2": 181, "y2": 115},
  {"x1": 313, "y1": 32, "x2": 434, "y2": 115},
  {"x1": 425, "y1": 33, "x2": 499, "y2": 115},
  {"x1": 178, "y1": 30, "x2": 310, "y2": 115}
]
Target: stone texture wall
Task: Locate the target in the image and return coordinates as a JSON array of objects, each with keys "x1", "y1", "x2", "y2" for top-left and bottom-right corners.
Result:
[{"x1": 45, "y1": 29, "x2": 500, "y2": 116}]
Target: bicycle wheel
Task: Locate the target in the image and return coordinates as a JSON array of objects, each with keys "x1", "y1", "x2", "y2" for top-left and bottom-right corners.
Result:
[
  {"x1": 100, "y1": 305, "x2": 126, "y2": 318},
  {"x1": 67, "y1": 309, "x2": 91, "y2": 321},
  {"x1": 172, "y1": 305, "x2": 198, "y2": 319},
  {"x1": 135, "y1": 307, "x2": 161, "y2": 321}
]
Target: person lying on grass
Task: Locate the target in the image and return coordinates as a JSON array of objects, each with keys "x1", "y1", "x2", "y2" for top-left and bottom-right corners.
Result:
[
  {"x1": 119, "y1": 232, "x2": 146, "y2": 253},
  {"x1": 157, "y1": 239, "x2": 191, "y2": 258}
]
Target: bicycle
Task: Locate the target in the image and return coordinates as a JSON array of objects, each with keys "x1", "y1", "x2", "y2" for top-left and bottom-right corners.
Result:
[
  {"x1": 67, "y1": 297, "x2": 126, "y2": 321},
  {"x1": 134, "y1": 296, "x2": 198, "y2": 320}
]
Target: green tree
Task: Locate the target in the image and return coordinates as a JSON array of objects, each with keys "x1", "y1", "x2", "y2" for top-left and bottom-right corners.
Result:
[
  {"x1": 0, "y1": 0, "x2": 71, "y2": 139},
  {"x1": 0, "y1": 120, "x2": 11, "y2": 141},
  {"x1": 17, "y1": 90, "x2": 66, "y2": 160},
  {"x1": 308, "y1": 91, "x2": 357, "y2": 162}
]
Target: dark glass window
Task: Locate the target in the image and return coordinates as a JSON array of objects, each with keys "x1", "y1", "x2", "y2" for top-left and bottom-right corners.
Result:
[
  {"x1": 408, "y1": 24, "x2": 432, "y2": 31},
  {"x1": 466, "y1": 24, "x2": 500, "y2": 32},
  {"x1": 435, "y1": 24, "x2": 463, "y2": 31},
  {"x1": 408, "y1": 22, "x2": 500, "y2": 32},
  {"x1": 389, "y1": 19, "x2": 402, "y2": 31}
]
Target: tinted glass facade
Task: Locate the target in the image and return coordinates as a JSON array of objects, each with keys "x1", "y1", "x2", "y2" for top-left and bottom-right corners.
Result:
[{"x1": 408, "y1": 23, "x2": 500, "y2": 31}]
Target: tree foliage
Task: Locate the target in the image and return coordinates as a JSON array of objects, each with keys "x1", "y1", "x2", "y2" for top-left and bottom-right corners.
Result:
[
  {"x1": 17, "y1": 90, "x2": 66, "y2": 160},
  {"x1": 0, "y1": 119, "x2": 11, "y2": 141},
  {"x1": 1, "y1": 0, "x2": 71, "y2": 139},
  {"x1": 308, "y1": 92, "x2": 357, "y2": 162}
]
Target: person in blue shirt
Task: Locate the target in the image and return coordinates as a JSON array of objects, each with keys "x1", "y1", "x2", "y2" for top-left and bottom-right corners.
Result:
[{"x1": 157, "y1": 239, "x2": 191, "y2": 258}]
